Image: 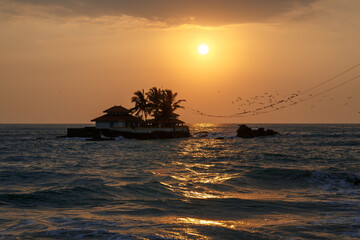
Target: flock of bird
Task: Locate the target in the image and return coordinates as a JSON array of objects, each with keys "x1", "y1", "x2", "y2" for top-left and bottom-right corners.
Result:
[{"x1": 185, "y1": 64, "x2": 360, "y2": 118}]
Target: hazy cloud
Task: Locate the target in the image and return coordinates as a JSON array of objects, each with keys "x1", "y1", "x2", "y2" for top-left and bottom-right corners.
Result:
[{"x1": 6, "y1": 0, "x2": 318, "y2": 26}]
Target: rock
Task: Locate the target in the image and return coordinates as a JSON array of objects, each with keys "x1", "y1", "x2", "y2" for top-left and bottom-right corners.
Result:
[{"x1": 237, "y1": 124, "x2": 279, "y2": 138}]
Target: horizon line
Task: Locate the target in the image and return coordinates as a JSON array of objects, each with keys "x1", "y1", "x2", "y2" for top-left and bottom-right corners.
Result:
[{"x1": 0, "y1": 122, "x2": 359, "y2": 125}]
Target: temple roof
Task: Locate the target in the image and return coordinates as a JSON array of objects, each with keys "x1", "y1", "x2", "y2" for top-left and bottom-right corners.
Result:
[
  {"x1": 103, "y1": 105, "x2": 130, "y2": 114},
  {"x1": 91, "y1": 114, "x2": 141, "y2": 122}
]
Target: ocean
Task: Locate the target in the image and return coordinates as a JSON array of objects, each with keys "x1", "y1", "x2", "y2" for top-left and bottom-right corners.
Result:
[{"x1": 0, "y1": 124, "x2": 359, "y2": 240}]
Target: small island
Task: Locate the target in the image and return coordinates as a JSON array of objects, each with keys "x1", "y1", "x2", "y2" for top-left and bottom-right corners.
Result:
[
  {"x1": 237, "y1": 124, "x2": 279, "y2": 138},
  {"x1": 66, "y1": 87, "x2": 190, "y2": 140}
]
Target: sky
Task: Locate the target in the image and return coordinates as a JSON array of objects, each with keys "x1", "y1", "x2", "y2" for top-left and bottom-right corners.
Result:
[{"x1": 0, "y1": 0, "x2": 359, "y2": 123}]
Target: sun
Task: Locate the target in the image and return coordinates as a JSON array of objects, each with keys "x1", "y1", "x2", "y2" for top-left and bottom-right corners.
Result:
[{"x1": 198, "y1": 44, "x2": 209, "y2": 55}]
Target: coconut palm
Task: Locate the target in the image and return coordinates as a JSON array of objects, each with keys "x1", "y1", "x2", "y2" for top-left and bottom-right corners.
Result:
[
  {"x1": 130, "y1": 89, "x2": 150, "y2": 121},
  {"x1": 158, "y1": 89, "x2": 186, "y2": 120},
  {"x1": 146, "y1": 87, "x2": 164, "y2": 118}
]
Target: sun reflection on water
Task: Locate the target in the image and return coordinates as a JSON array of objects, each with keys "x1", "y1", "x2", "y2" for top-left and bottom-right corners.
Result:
[
  {"x1": 154, "y1": 133, "x2": 242, "y2": 200},
  {"x1": 175, "y1": 215, "x2": 301, "y2": 239},
  {"x1": 177, "y1": 217, "x2": 235, "y2": 228},
  {"x1": 170, "y1": 171, "x2": 234, "y2": 184},
  {"x1": 182, "y1": 191, "x2": 219, "y2": 199}
]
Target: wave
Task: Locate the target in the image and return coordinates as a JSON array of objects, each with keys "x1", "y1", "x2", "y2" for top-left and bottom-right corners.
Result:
[
  {"x1": 297, "y1": 133, "x2": 360, "y2": 139},
  {"x1": 324, "y1": 140, "x2": 360, "y2": 147},
  {"x1": 192, "y1": 131, "x2": 236, "y2": 139},
  {"x1": 311, "y1": 170, "x2": 360, "y2": 189},
  {"x1": 118, "y1": 181, "x2": 181, "y2": 199},
  {"x1": 240, "y1": 168, "x2": 360, "y2": 190},
  {"x1": 0, "y1": 185, "x2": 115, "y2": 208},
  {"x1": 0, "y1": 181, "x2": 180, "y2": 208},
  {"x1": 18, "y1": 222, "x2": 277, "y2": 240},
  {"x1": 0, "y1": 170, "x2": 70, "y2": 183},
  {"x1": 23, "y1": 229, "x2": 131, "y2": 240}
]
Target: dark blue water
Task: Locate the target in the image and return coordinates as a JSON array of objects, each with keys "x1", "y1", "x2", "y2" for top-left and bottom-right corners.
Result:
[{"x1": 0, "y1": 124, "x2": 359, "y2": 239}]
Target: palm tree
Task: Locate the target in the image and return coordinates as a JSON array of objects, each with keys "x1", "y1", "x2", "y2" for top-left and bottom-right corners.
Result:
[
  {"x1": 159, "y1": 89, "x2": 186, "y2": 120},
  {"x1": 130, "y1": 89, "x2": 150, "y2": 121},
  {"x1": 146, "y1": 87, "x2": 164, "y2": 118}
]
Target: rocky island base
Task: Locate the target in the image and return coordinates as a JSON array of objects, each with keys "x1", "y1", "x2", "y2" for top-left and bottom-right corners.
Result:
[
  {"x1": 237, "y1": 124, "x2": 279, "y2": 138},
  {"x1": 66, "y1": 126, "x2": 191, "y2": 140}
]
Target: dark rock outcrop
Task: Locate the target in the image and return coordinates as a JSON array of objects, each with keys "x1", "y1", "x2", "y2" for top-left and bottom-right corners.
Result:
[{"x1": 237, "y1": 125, "x2": 279, "y2": 138}]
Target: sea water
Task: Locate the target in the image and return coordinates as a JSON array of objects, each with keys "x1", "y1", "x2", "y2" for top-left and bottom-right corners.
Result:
[{"x1": 0, "y1": 124, "x2": 359, "y2": 239}]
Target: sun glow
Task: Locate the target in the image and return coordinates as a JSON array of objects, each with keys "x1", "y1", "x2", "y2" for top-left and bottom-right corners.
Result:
[{"x1": 198, "y1": 44, "x2": 209, "y2": 55}]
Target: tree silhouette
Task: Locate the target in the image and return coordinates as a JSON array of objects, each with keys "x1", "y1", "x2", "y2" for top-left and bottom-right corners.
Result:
[
  {"x1": 131, "y1": 87, "x2": 186, "y2": 123},
  {"x1": 158, "y1": 89, "x2": 186, "y2": 121},
  {"x1": 147, "y1": 87, "x2": 164, "y2": 118},
  {"x1": 130, "y1": 89, "x2": 150, "y2": 121}
]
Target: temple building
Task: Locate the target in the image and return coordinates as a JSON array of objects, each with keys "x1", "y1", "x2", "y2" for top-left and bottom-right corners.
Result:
[
  {"x1": 91, "y1": 106, "x2": 142, "y2": 129},
  {"x1": 67, "y1": 105, "x2": 190, "y2": 139},
  {"x1": 146, "y1": 113, "x2": 185, "y2": 128}
]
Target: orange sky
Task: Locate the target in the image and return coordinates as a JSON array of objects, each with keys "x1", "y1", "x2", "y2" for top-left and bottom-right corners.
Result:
[{"x1": 0, "y1": 0, "x2": 359, "y2": 123}]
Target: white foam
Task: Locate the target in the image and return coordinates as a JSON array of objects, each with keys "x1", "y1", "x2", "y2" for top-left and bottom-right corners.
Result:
[{"x1": 69, "y1": 137, "x2": 87, "y2": 141}]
